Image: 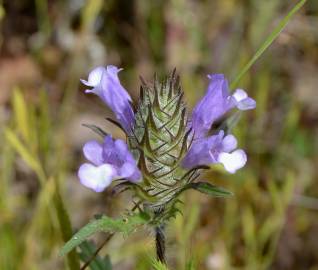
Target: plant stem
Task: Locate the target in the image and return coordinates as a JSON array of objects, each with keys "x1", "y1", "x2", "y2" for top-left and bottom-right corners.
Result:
[{"x1": 155, "y1": 224, "x2": 166, "y2": 265}]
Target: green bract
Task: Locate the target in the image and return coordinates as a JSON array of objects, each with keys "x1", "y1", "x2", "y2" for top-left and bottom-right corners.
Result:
[{"x1": 128, "y1": 71, "x2": 195, "y2": 210}]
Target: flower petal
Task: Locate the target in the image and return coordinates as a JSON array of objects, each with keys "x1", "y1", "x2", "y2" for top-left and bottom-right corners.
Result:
[
  {"x1": 100, "y1": 67, "x2": 134, "y2": 132},
  {"x1": 236, "y1": 97, "x2": 256, "y2": 110},
  {"x1": 191, "y1": 74, "x2": 232, "y2": 137},
  {"x1": 191, "y1": 77, "x2": 256, "y2": 139},
  {"x1": 232, "y1": 89, "x2": 256, "y2": 110},
  {"x1": 119, "y1": 162, "x2": 142, "y2": 183},
  {"x1": 119, "y1": 162, "x2": 135, "y2": 178},
  {"x1": 221, "y1": 134, "x2": 237, "y2": 152},
  {"x1": 182, "y1": 131, "x2": 245, "y2": 172},
  {"x1": 78, "y1": 163, "x2": 116, "y2": 192},
  {"x1": 182, "y1": 131, "x2": 224, "y2": 168},
  {"x1": 80, "y1": 66, "x2": 105, "y2": 87},
  {"x1": 217, "y1": 149, "x2": 247, "y2": 174},
  {"x1": 83, "y1": 140, "x2": 103, "y2": 165},
  {"x1": 128, "y1": 169, "x2": 142, "y2": 183},
  {"x1": 232, "y1": 88, "x2": 247, "y2": 101},
  {"x1": 102, "y1": 135, "x2": 142, "y2": 182},
  {"x1": 81, "y1": 65, "x2": 135, "y2": 133},
  {"x1": 104, "y1": 65, "x2": 132, "y2": 101},
  {"x1": 114, "y1": 138, "x2": 129, "y2": 153}
]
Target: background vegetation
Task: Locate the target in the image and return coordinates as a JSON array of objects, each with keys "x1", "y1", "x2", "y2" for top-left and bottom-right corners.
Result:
[{"x1": 0, "y1": 0, "x2": 317, "y2": 269}]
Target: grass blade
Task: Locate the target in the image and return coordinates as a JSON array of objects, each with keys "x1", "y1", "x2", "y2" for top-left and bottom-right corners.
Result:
[
  {"x1": 4, "y1": 128, "x2": 45, "y2": 184},
  {"x1": 54, "y1": 179, "x2": 81, "y2": 270},
  {"x1": 230, "y1": 0, "x2": 307, "y2": 89},
  {"x1": 12, "y1": 87, "x2": 30, "y2": 142}
]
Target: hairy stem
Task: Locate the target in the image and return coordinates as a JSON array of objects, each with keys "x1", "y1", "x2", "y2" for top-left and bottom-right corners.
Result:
[{"x1": 155, "y1": 224, "x2": 166, "y2": 264}]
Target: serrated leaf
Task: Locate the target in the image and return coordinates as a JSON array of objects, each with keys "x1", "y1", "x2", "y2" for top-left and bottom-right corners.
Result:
[
  {"x1": 189, "y1": 182, "x2": 233, "y2": 198},
  {"x1": 82, "y1": 123, "x2": 108, "y2": 138},
  {"x1": 60, "y1": 212, "x2": 150, "y2": 257}
]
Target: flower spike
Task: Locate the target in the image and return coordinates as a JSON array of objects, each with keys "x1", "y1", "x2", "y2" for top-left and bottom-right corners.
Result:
[{"x1": 78, "y1": 66, "x2": 255, "y2": 201}]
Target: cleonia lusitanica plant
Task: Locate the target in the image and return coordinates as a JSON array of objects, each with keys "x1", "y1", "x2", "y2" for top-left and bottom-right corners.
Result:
[{"x1": 61, "y1": 65, "x2": 256, "y2": 266}]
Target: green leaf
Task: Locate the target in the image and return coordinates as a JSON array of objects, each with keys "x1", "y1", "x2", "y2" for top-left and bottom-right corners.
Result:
[
  {"x1": 230, "y1": 0, "x2": 307, "y2": 89},
  {"x1": 79, "y1": 240, "x2": 112, "y2": 270},
  {"x1": 82, "y1": 123, "x2": 108, "y2": 138},
  {"x1": 189, "y1": 182, "x2": 233, "y2": 198},
  {"x1": 60, "y1": 212, "x2": 150, "y2": 257},
  {"x1": 12, "y1": 87, "x2": 30, "y2": 142}
]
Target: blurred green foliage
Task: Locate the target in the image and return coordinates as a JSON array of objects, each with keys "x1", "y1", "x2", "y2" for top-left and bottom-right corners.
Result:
[{"x1": 0, "y1": 0, "x2": 318, "y2": 269}]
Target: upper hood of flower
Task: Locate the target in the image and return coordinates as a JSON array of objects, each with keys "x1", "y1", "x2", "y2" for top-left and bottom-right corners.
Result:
[
  {"x1": 81, "y1": 65, "x2": 135, "y2": 133},
  {"x1": 191, "y1": 74, "x2": 256, "y2": 138}
]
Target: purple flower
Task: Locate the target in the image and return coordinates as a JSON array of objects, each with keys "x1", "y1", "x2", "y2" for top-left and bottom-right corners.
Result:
[
  {"x1": 78, "y1": 135, "x2": 141, "y2": 192},
  {"x1": 183, "y1": 74, "x2": 255, "y2": 173},
  {"x1": 78, "y1": 67, "x2": 255, "y2": 193},
  {"x1": 182, "y1": 131, "x2": 247, "y2": 173},
  {"x1": 191, "y1": 74, "x2": 256, "y2": 138},
  {"x1": 81, "y1": 65, "x2": 135, "y2": 133}
]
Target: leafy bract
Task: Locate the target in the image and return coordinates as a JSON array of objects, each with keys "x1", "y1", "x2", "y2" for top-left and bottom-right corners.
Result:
[{"x1": 60, "y1": 212, "x2": 150, "y2": 257}]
